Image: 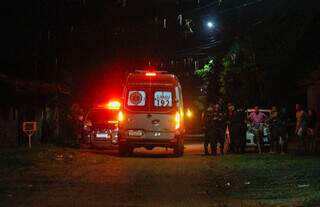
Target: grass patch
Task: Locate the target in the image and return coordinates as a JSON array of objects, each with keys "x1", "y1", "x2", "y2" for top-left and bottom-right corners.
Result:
[{"x1": 216, "y1": 154, "x2": 320, "y2": 206}]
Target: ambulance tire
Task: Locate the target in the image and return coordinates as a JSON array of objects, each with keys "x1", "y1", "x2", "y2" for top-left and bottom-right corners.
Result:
[{"x1": 174, "y1": 139, "x2": 184, "y2": 157}]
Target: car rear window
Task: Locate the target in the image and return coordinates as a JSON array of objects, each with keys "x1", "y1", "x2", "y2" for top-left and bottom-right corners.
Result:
[{"x1": 87, "y1": 110, "x2": 118, "y2": 122}]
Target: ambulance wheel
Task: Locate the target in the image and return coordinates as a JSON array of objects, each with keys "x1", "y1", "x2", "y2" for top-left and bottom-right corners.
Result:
[{"x1": 174, "y1": 139, "x2": 184, "y2": 157}]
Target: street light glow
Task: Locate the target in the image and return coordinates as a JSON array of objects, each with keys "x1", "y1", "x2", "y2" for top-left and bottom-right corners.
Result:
[{"x1": 207, "y1": 21, "x2": 214, "y2": 29}]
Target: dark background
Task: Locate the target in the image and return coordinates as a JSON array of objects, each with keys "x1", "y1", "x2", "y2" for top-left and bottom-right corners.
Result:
[{"x1": 2, "y1": 0, "x2": 320, "y2": 107}]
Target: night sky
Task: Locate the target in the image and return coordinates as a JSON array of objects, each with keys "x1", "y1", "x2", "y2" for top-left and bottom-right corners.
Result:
[{"x1": 2, "y1": 0, "x2": 320, "y2": 106}]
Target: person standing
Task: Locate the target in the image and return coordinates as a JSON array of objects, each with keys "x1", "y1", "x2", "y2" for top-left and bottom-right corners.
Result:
[
  {"x1": 307, "y1": 108, "x2": 317, "y2": 153},
  {"x1": 227, "y1": 103, "x2": 245, "y2": 153},
  {"x1": 248, "y1": 106, "x2": 267, "y2": 154},
  {"x1": 237, "y1": 105, "x2": 248, "y2": 153},
  {"x1": 277, "y1": 107, "x2": 288, "y2": 154},
  {"x1": 295, "y1": 104, "x2": 308, "y2": 153},
  {"x1": 267, "y1": 106, "x2": 278, "y2": 153},
  {"x1": 211, "y1": 103, "x2": 227, "y2": 155},
  {"x1": 203, "y1": 103, "x2": 215, "y2": 155}
]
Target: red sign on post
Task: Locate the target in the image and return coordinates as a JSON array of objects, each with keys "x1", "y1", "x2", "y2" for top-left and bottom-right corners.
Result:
[{"x1": 23, "y1": 122, "x2": 37, "y2": 148}]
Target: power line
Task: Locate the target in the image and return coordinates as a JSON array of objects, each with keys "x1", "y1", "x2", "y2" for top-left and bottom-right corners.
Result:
[
  {"x1": 182, "y1": 0, "x2": 264, "y2": 16},
  {"x1": 219, "y1": 0, "x2": 263, "y2": 14},
  {"x1": 183, "y1": 0, "x2": 221, "y2": 15}
]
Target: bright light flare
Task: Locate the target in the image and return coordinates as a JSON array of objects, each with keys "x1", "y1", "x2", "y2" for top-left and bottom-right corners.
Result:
[
  {"x1": 175, "y1": 112, "x2": 181, "y2": 130},
  {"x1": 145, "y1": 72, "x2": 156, "y2": 76},
  {"x1": 106, "y1": 101, "x2": 121, "y2": 110},
  {"x1": 107, "y1": 120, "x2": 118, "y2": 124},
  {"x1": 118, "y1": 111, "x2": 124, "y2": 122},
  {"x1": 207, "y1": 21, "x2": 214, "y2": 29},
  {"x1": 186, "y1": 108, "x2": 193, "y2": 118}
]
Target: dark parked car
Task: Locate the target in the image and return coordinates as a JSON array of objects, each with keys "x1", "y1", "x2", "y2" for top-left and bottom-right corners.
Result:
[{"x1": 82, "y1": 101, "x2": 121, "y2": 148}]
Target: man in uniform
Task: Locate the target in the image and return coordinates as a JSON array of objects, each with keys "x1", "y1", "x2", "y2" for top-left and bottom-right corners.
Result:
[
  {"x1": 237, "y1": 105, "x2": 248, "y2": 153},
  {"x1": 203, "y1": 103, "x2": 215, "y2": 155},
  {"x1": 211, "y1": 103, "x2": 227, "y2": 155},
  {"x1": 228, "y1": 103, "x2": 247, "y2": 153}
]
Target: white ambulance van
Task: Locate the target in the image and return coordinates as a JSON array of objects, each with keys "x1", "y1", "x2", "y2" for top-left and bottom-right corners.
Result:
[{"x1": 118, "y1": 71, "x2": 185, "y2": 156}]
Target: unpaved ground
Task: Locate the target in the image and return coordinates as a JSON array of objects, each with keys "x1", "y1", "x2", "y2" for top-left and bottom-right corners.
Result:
[{"x1": 0, "y1": 142, "x2": 319, "y2": 207}]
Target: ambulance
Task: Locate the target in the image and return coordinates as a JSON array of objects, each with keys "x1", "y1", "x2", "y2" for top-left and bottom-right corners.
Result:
[{"x1": 118, "y1": 70, "x2": 185, "y2": 156}]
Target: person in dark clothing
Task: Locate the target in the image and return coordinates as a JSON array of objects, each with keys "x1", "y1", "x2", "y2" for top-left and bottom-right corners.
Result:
[
  {"x1": 307, "y1": 109, "x2": 317, "y2": 135},
  {"x1": 227, "y1": 104, "x2": 237, "y2": 153},
  {"x1": 211, "y1": 103, "x2": 227, "y2": 155},
  {"x1": 203, "y1": 104, "x2": 215, "y2": 155},
  {"x1": 295, "y1": 104, "x2": 309, "y2": 153},
  {"x1": 307, "y1": 108, "x2": 317, "y2": 152},
  {"x1": 267, "y1": 106, "x2": 278, "y2": 153},
  {"x1": 277, "y1": 107, "x2": 288, "y2": 154},
  {"x1": 267, "y1": 106, "x2": 288, "y2": 154},
  {"x1": 238, "y1": 107, "x2": 248, "y2": 153},
  {"x1": 227, "y1": 104, "x2": 246, "y2": 153}
]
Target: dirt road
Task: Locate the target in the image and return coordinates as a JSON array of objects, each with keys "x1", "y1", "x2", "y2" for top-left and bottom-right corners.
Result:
[{"x1": 1, "y1": 141, "x2": 317, "y2": 207}]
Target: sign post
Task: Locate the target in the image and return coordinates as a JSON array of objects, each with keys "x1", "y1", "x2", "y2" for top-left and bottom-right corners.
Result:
[{"x1": 22, "y1": 122, "x2": 37, "y2": 149}]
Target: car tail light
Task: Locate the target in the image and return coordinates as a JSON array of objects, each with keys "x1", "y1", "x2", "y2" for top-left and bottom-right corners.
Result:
[
  {"x1": 175, "y1": 112, "x2": 180, "y2": 130},
  {"x1": 118, "y1": 111, "x2": 124, "y2": 122},
  {"x1": 145, "y1": 72, "x2": 156, "y2": 76}
]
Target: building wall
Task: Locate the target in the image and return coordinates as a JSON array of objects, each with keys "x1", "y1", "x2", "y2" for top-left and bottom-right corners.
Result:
[{"x1": 0, "y1": 108, "x2": 18, "y2": 147}]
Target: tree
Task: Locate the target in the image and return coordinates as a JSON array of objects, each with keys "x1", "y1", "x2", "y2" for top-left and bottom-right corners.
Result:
[{"x1": 195, "y1": 58, "x2": 223, "y2": 104}]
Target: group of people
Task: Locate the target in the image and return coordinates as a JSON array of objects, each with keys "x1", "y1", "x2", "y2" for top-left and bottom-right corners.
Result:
[
  {"x1": 202, "y1": 102, "x2": 318, "y2": 155},
  {"x1": 203, "y1": 103, "x2": 247, "y2": 156}
]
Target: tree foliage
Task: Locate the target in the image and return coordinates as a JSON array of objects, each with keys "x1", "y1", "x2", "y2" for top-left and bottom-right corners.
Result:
[
  {"x1": 194, "y1": 59, "x2": 214, "y2": 82},
  {"x1": 195, "y1": 40, "x2": 265, "y2": 107},
  {"x1": 195, "y1": 1, "x2": 320, "y2": 108},
  {"x1": 195, "y1": 58, "x2": 221, "y2": 104}
]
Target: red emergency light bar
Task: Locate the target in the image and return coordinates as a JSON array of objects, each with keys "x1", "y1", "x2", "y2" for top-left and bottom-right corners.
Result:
[
  {"x1": 135, "y1": 70, "x2": 167, "y2": 75},
  {"x1": 97, "y1": 101, "x2": 121, "y2": 110},
  {"x1": 106, "y1": 101, "x2": 121, "y2": 110}
]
